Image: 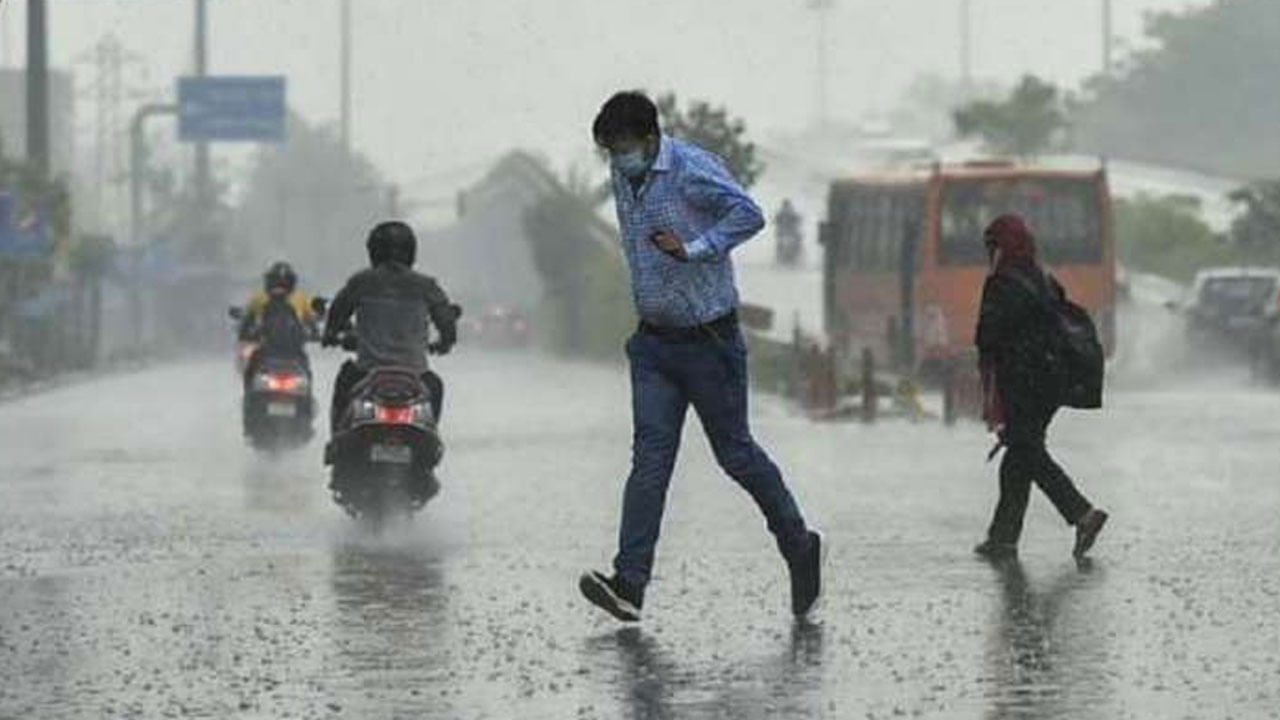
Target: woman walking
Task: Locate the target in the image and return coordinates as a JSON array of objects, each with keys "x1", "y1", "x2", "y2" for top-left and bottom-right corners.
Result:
[{"x1": 972, "y1": 214, "x2": 1108, "y2": 561}]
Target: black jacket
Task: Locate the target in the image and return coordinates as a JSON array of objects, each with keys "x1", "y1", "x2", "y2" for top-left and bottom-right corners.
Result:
[
  {"x1": 323, "y1": 262, "x2": 457, "y2": 372},
  {"x1": 976, "y1": 265, "x2": 1064, "y2": 410}
]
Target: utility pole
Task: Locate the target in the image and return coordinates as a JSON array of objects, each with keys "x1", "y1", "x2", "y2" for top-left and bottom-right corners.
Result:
[
  {"x1": 807, "y1": 0, "x2": 834, "y2": 130},
  {"x1": 385, "y1": 184, "x2": 400, "y2": 218},
  {"x1": 959, "y1": 0, "x2": 973, "y2": 96},
  {"x1": 26, "y1": 0, "x2": 50, "y2": 179},
  {"x1": 340, "y1": 0, "x2": 352, "y2": 152},
  {"x1": 1102, "y1": 0, "x2": 1113, "y2": 77},
  {"x1": 128, "y1": 103, "x2": 176, "y2": 348},
  {"x1": 77, "y1": 35, "x2": 144, "y2": 235}
]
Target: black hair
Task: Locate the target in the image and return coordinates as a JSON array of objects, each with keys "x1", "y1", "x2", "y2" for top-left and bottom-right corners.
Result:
[{"x1": 592, "y1": 91, "x2": 659, "y2": 148}]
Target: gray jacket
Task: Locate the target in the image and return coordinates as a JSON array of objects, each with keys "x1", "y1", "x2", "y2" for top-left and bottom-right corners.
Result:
[{"x1": 324, "y1": 263, "x2": 457, "y2": 372}]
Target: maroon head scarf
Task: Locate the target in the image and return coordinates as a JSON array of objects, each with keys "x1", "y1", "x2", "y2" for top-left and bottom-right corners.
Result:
[{"x1": 983, "y1": 214, "x2": 1038, "y2": 273}]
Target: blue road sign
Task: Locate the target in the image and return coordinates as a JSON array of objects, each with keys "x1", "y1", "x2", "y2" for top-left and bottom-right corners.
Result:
[
  {"x1": 178, "y1": 76, "x2": 286, "y2": 143},
  {"x1": 0, "y1": 191, "x2": 51, "y2": 260}
]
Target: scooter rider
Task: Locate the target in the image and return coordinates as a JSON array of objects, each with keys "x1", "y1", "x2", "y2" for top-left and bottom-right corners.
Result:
[
  {"x1": 322, "y1": 221, "x2": 458, "y2": 438},
  {"x1": 239, "y1": 261, "x2": 319, "y2": 377}
]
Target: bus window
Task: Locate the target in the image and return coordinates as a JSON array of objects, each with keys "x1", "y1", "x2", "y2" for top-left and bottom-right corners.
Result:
[
  {"x1": 830, "y1": 186, "x2": 925, "y2": 273},
  {"x1": 834, "y1": 193, "x2": 859, "y2": 270},
  {"x1": 851, "y1": 194, "x2": 870, "y2": 269},
  {"x1": 841, "y1": 190, "x2": 871, "y2": 271},
  {"x1": 939, "y1": 178, "x2": 1102, "y2": 266}
]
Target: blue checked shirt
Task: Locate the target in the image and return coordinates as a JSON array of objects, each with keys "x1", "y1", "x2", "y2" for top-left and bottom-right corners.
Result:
[{"x1": 608, "y1": 136, "x2": 765, "y2": 328}]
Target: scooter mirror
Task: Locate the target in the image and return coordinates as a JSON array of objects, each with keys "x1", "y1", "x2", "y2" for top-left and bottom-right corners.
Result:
[{"x1": 228, "y1": 306, "x2": 245, "y2": 321}]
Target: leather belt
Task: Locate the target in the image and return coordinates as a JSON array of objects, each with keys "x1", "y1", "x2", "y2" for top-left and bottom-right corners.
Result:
[{"x1": 638, "y1": 310, "x2": 738, "y2": 342}]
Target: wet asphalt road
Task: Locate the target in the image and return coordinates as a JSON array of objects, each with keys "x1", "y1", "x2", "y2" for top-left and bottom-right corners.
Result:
[{"x1": 3, "y1": 341, "x2": 1280, "y2": 719}]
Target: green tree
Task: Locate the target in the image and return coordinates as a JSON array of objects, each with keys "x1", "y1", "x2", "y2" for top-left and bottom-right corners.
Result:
[
  {"x1": 1227, "y1": 180, "x2": 1280, "y2": 256},
  {"x1": 889, "y1": 73, "x2": 1003, "y2": 142},
  {"x1": 1114, "y1": 194, "x2": 1229, "y2": 283},
  {"x1": 656, "y1": 93, "x2": 765, "y2": 188},
  {"x1": 1073, "y1": 0, "x2": 1280, "y2": 177},
  {"x1": 227, "y1": 114, "x2": 387, "y2": 289},
  {"x1": 523, "y1": 185, "x2": 631, "y2": 359},
  {"x1": 952, "y1": 75, "x2": 1067, "y2": 158}
]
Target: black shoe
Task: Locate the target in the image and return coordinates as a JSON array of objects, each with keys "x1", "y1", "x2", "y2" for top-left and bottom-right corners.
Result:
[
  {"x1": 973, "y1": 540, "x2": 1018, "y2": 561},
  {"x1": 1072, "y1": 509, "x2": 1109, "y2": 559},
  {"x1": 788, "y1": 530, "x2": 826, "y2": 619},
  {"x1": 579, "y1": 570, "x2": 643, "y2": 622}
]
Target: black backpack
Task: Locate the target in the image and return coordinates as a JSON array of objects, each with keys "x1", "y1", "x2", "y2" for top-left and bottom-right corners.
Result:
[
  {"x1": 258, "y1": 295, "x2": 308, "y2": 358},
  {"x1": 1010, "y1": 272, "x2": 1105, "y2": 410}
]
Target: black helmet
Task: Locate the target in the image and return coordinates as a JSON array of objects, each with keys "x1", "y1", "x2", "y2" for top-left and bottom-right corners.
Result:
[
  {"x1": 366, "y1": 221, "x2": 417, "y2": 267},
  {"x1": 263, "y1": 261, "x2": 297, "y2": 294}
]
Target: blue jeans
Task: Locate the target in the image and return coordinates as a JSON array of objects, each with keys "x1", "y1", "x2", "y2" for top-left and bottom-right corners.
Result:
[{"x1": 613, "y1": 328, "x2": 811, "y2": 588}]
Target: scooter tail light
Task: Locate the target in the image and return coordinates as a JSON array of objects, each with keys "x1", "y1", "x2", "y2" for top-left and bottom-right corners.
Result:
[
  {"x1": 267, "y1": 374, "x2": 304, "y2": 391},
  {"x1": 256, "y1": 372, "x2": 307, "y2": 393},
  {"x1": 375, "y1": 405, "x2": 416, "y2": 425}
]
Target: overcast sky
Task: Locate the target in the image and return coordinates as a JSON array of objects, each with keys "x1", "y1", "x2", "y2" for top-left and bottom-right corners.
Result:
[{"x1": 0, "y1": 0, "x2": 1210, "y2": 202}]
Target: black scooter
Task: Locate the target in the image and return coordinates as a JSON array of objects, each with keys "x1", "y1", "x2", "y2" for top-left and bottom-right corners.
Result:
[
  {"x1": 324, "y1": 306, "x2": 459, "y2": 529},
  {"x1": 228, "y1": 297, "x2": 327, "y2": 451}
]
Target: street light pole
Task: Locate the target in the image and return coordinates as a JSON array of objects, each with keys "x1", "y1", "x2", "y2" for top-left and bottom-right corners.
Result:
[
  {"x1": 960, "y1": 0, "x2": 973, "y2": 95},
  {"x1": 807, "y1": 0, "x2": 834, "y2": 130},
  {"x1": 128, "y1": 103, "x2": 177, "y2": 348},
  {"x1": 193, "y1": 0, "x2": 211, "y2": 210},
  {"x1": 130, "y1": 104, "x2": 179, "y2": 249},
  {"x1": 1102, "y1": 0, "x2": 1113, "y2": 77},
  {"x1": 340, "y1": 0, "x2": 352, "y2": 152},
  {"x1": 26, "y1": 0, "x2": 50, "y2": 179}
]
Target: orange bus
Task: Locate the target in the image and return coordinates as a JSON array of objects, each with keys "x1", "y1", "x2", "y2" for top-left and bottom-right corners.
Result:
[{"x1": 818, "y1": 162, "x2": 1116, "y2": 380}]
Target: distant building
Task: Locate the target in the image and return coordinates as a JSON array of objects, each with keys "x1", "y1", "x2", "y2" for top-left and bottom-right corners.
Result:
[{"x1": 0, "y1": 68, "x2": 76, "y2": 177}]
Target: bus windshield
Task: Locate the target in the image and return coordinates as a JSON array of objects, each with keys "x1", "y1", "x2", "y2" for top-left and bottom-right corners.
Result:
[{"x1": 939, "y1": 177, "x2": 1103, "y2": 266}]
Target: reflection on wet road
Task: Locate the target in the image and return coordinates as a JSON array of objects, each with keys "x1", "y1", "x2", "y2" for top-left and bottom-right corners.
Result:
[
  {"x1": 983, "y1": 560, "x2": 1111, "y2": 719},
  {"x1": 3, "y1": 351, "x2": 1280, "y2": 718},
  {"x1": 586, "y1": 621, "x2": 826, "y2": 720}
]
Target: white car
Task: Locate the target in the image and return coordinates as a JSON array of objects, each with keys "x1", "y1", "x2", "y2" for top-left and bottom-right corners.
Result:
[{"x1": 1182, "y1": 267, "x2": 1280, "y2": 333}]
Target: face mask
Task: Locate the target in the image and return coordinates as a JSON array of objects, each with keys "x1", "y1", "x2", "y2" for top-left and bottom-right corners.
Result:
[{"x1": 611, "y1": 149, "x2": 651, "y2": 180}]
